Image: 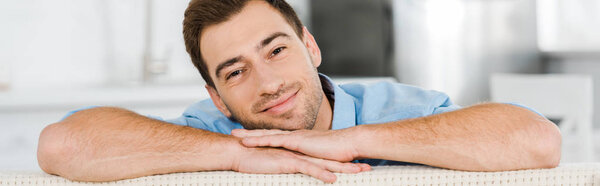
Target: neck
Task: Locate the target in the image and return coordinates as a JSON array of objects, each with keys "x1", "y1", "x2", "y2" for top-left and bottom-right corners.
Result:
[{"x1": 311, "y1": 91, "x2": 333, "y2": 130}]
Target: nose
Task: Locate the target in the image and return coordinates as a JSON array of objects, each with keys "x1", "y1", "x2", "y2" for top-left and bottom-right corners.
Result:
[{"x1": 255, "y1": 62, "x2": 285, "y2": 96}]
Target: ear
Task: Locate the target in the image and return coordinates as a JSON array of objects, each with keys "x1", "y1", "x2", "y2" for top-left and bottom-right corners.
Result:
[
  {"x1": 302, "y1": 27, "x2": 322, "y2": 68},
  {"x1": 205, "y1": 85, "x2": 232, "y2": 118}
]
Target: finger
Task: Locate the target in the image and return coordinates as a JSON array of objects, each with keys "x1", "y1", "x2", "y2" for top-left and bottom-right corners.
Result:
[
  {"x1": 322, "y1": 161, "x2": 362, "y2": 173},
  {"x1": 230, "y1": 129, "x2": 246, "y2": 137},
  {"x1": 297, "y1": 156, "x2": 361, "y2": 174},
  {"x1": 242, "y1": 134, "x2": 293, "y2": 149},
  {"x1": 231, "y1": 129, "x2": 289, "y2": 138},
  {"x1": 292, "y1": 159, "x2": 337, "y2": 183},
  {"x1": 358, "y1": 163, "x2": 372, "y2": 172}
]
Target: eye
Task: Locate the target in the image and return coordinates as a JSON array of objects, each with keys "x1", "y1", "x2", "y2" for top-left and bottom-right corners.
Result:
[
  {"x1": 270, "y1": 47, "x2": 286, "y2": 57},
  {"x1": 226, "y1": 69, "x2": 243, "y2": 80}
]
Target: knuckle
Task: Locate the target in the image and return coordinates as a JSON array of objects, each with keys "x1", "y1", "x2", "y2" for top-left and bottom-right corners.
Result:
[{"x1": 299, "y1": 161, "x2": 317, "y2": 175}]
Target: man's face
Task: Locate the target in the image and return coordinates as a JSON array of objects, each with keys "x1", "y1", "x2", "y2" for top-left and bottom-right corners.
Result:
[{"x1": 200, "y1": 1, "x2": 324, "y2": 130}]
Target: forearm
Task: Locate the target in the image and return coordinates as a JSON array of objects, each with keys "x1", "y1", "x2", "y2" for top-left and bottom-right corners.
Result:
[
  {"x1": 38, "y1": 107, "x2": 243, "y2": 181},
  {"x1": 353, "y1": 103, "x2": 561, "y2": 171}
]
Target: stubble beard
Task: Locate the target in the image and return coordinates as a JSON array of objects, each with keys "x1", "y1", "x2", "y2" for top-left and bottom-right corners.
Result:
[{"x1": 225, "y1": 73, "x2": 323, "y2": 131}]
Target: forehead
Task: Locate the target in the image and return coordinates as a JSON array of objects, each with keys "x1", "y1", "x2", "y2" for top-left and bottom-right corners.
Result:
[{"x1": 199, "y1": 1, "x2": 299, "y2": 76}]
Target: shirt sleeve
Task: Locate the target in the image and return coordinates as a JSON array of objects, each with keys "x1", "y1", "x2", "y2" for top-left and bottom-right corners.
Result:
[
  {"x1": 161, "y1": 115, "x2": 207, "y2": 129},
  {"x1": 118, "y1": 108, "x2": 222, "y2": 131},
  {"x1": 161, "y1": 114, "x2": 242, "y2": 135},
  {"x1": 160, "y1": 100, "x2": 243, "y2": 134},
  {"x1": 430, "y1": 92, "x2": 462, "y2": 115},
  {"x1": 144, "y1": 115, "x2": 191, "y2": 127},
  {"x1": 345, "y1": 81, "x2": 463, "y2": 124}
]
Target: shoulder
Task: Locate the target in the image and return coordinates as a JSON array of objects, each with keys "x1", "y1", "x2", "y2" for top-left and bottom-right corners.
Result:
[
  {"x1": 340, "y1": 81, "x2": 447, "y2": 103},
  {"x1": 339, "y1": 81, "x2": 460, "y2": 124}
]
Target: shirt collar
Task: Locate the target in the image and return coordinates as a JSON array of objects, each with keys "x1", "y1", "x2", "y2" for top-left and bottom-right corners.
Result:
[{"x1": 318, "y1": 73, "x2": 357, "y2": 130}]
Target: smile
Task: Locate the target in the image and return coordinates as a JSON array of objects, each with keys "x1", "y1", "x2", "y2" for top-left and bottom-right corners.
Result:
[{"x1": 261, "y1": 90, "x2": 299, "y2": 115}]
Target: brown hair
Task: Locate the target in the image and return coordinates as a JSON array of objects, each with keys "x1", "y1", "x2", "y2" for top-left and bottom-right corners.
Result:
[{"x1": 183, "y1": 0, "x2": 304, "y2": 88}]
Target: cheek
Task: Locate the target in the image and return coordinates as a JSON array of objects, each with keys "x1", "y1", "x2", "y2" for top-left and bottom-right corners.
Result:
[
  {"x1": 225, "y1": 85, "x2": 257, "y2": 111},
  {"x1": 276, "y1": 53, "x2": 314, "y2": 75}
]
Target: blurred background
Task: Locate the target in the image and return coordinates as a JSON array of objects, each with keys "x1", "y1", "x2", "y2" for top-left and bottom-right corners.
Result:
[{"x1": 0, "y1": 0, "x2": 599, "y2": 171}]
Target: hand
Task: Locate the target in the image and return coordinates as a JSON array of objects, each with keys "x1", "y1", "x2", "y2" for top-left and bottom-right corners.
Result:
[
  {"x1": 232, "y1": 147, "x2": 370, "y2": 183},
  {"x1": 232, "y1": 128, "x2": 363, "y2": 163}
]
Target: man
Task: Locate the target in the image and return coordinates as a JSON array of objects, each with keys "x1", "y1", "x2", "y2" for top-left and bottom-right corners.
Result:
[{"x1": 37, "y1": 0, "x2": 561, "y2": 183}]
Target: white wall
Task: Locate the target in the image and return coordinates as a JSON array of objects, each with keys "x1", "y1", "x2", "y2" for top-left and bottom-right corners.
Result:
[
  {"x1": 0, "y1": 0, "x2": 199, "y2": 91},
  {"x1": 546, "y1": 59, "x2": 600, "y2": 128},
  {"x1": 538, "y1": 0, "x2": 600, "y2": 128},
  {"x1": 1, "y1": 0, "x2": 109, "y2": 89},
  {"x1": 537, "y1": 0, "x2": 600, "y2": 51},
  {"x1": 392, "y1": 0, "x2": 541, "y2": 106}
]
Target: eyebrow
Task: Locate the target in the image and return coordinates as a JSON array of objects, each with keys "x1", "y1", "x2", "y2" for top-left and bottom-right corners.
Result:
[
  {"x1": 215, "y1": 56, "x2": 243, "y2": 79},
  {"x1": 214, "y1": 32, "x2": 291, "y2": 80},
  {"x1": 258, "y1": 32, "x2": 290, "y2": 50}
]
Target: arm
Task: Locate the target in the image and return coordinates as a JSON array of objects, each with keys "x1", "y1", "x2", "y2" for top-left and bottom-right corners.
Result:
[
  {"x1": 37, "y1": 107, "x2": 367, "y2": 183},
  {"x1": 353, "y1": 103, "x2": 561, "y2": 171},
  {"x1": 235, "y1": 103, "x2": 562, "y2": 171}
]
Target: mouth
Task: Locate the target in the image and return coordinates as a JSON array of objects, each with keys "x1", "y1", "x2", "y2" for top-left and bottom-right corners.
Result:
[{"x1": 260, "y1": 89, "x2": 299, "y2": 115}]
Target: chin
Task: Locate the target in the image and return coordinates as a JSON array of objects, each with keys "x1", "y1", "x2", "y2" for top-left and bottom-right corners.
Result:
[
  {"x1": 235, "y1": 105, "x2": 317, "y2": 130},
  {"x1": 284, "y1": 119, "x2": 315, "y2": 130},
  {"x1": 266, "y1": 119, "x2": 310, "y2": 131},
  {"x1": 241, "y1": 117, "x2": 313, "y2": 131}
]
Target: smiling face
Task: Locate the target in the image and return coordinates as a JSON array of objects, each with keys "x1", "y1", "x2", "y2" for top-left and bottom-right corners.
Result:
[{"x1": 200, "y1": 1, "x2": 327, "y2": 130}]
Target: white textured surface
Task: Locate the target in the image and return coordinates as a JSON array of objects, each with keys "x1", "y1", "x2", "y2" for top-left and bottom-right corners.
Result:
[{"x1": 1, "y1": 164, "x2": 599, "y2": 186}]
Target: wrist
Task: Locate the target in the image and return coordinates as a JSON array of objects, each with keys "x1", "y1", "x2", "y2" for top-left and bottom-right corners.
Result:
[
  {"x1": 192, "y1": 134, "x2": 246, "y2": 172},
  {"x1": 345, "y1": 124, "x2": 373, "y2": 159},
  {"x1": 223, "y1": 136, "x2": 246, "y2": 171}
]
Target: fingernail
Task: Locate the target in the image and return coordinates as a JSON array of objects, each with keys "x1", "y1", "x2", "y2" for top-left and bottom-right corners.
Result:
[
  {"x1": 241, "y1": 138, "x2": 252, "y2": 145},
  {"x1": 361, "y1": 164, "x2": 372, "y2": 171},
  {"x1": 242, "y1": 138, "x2": 251, "y2": 143}
]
